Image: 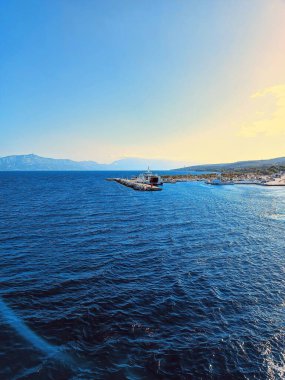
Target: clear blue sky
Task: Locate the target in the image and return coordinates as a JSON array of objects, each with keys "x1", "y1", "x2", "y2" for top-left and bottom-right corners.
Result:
[{"x1": 1, "y1": 0, "x2": 284, "y2": 163}]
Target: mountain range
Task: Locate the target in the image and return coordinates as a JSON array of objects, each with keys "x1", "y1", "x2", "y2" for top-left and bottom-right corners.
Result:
[
  {"x1": 177, "y1": 156, "x2": 285, "y2": 172},
  {"x1": 2, "y1": 154, "x2": 285, "y2": 172},
  {"x1": 0, "y1": 154, "x2": 183, "y2": 171}
]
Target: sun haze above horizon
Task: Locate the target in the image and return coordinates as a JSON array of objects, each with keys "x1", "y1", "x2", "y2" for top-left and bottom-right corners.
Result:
[{"x1": 1, "y1": 0, "x2": 285, "y2": 164}]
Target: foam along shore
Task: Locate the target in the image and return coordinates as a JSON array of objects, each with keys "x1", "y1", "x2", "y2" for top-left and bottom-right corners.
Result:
[{"x1": 106, "y1": 178, "x2": 162, "y2": 191}]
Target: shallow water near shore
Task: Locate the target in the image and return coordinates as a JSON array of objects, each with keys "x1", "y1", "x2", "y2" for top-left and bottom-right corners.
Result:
[{"x1": 1, "y1": 171, "x2": 285, "y2": 379}]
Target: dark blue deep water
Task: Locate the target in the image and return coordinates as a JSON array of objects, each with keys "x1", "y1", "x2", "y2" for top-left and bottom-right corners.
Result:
[{"x1": 1, "y1": 171, "x2": 285, "y2": 380}]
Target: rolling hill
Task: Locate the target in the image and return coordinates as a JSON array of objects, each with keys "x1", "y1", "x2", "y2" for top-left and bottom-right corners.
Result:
[{"x1": 176, "y1": 157, "x2": 285, "y2": 172}]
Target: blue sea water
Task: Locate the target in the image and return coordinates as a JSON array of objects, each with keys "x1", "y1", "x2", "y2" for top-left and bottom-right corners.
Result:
[{"x1": 1, "y1": 171, "x2": 285, "y2": 380}]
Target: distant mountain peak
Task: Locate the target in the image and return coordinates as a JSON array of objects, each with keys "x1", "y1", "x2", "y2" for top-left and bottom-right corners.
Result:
[{"x1": 0, "y1": 154, "x2": 183, "y2": 171}]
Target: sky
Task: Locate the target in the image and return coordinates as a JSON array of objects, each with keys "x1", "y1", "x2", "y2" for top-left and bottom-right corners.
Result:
[{"x1": 1, "y1": 0, "x2": 285, "y2": 165}]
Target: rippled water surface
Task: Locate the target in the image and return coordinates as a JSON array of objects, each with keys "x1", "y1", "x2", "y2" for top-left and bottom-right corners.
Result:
[{"x1": 1, "y1": 171, "x2": 285, "y2": 380}]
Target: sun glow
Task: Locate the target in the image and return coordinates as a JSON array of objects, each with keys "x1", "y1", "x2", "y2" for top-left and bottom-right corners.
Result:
[{"x1": 240, "y1": 85, "x2": 285, "y2": 138}]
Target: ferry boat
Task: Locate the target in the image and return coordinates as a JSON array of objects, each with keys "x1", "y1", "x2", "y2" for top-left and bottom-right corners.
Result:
[{"x1": 136, "y1": 168, "x2": 163, "y2": 186}]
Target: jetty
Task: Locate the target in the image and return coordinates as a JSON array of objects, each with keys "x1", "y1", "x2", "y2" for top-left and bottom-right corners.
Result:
[{"x1": 106, "y1": 178, "x2": 162, "y2": 191}]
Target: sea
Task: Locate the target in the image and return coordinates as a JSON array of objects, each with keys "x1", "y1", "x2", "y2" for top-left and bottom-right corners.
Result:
[{"x1": 0, "y1": 171, "x2": 285, "y2": 380}]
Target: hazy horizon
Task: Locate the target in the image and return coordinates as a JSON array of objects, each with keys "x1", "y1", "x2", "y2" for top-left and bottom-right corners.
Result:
[{"x1": 1, "y1": 152, "x2": 285, "y2": 170}]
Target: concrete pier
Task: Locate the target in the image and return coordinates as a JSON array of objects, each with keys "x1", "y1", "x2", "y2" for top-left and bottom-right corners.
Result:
[{"x1": 106, "y1": 178, "x2": 162, "y2": 191}]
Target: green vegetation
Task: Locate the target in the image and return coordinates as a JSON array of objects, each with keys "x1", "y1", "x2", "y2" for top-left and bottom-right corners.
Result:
[{"x1": 221, "y1": 165, "x2": 285, "y2": 175}]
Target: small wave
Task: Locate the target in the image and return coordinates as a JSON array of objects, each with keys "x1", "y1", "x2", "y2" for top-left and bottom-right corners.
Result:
[{"x1": 266, "y1": 213, "x2": 285, "y2": 221}]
